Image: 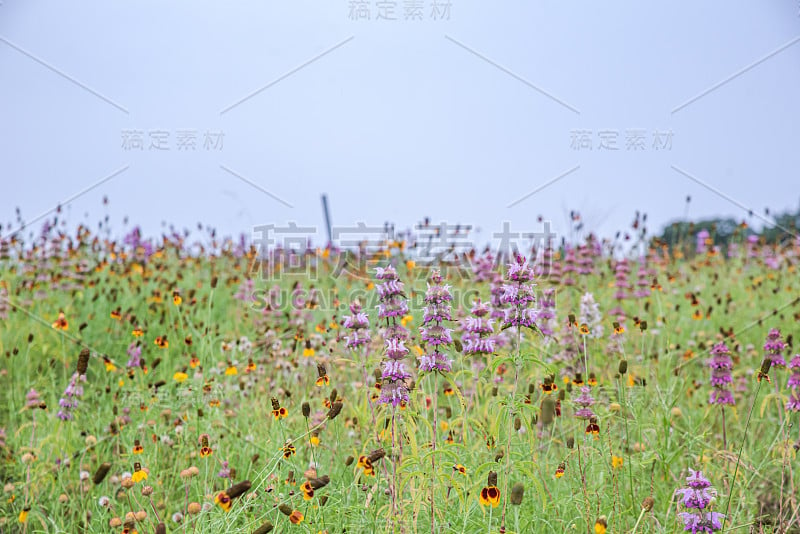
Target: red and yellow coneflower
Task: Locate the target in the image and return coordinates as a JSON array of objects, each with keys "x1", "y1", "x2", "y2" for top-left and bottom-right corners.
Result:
[
  {"x1": 52, "y1": 311, "x2": 68, "y2": 331},
  {"x1": 479, "y1": 471, "x2": 500, "y2": 508},
  {"x1": 271, "y1": 398, "x2": 287, "y2": 420}
]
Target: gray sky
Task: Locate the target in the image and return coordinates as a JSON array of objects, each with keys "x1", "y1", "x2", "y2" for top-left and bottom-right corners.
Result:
[{"x1": 2, "y1": 1, "x2": 799, "y2": 250}]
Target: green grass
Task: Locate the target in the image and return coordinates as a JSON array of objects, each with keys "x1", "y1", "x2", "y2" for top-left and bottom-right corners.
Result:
[{"x1": 1, "y1": 235, "x2": 799, "y2": 533}]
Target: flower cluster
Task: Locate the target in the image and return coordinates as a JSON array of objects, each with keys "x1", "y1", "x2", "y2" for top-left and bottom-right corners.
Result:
[
  {"x1": 500, "y1": 256, "x2": 538, "y2": 330},
  {"x1": 343, "y1": 300, "x2": 370, "y2": 349},
  {"x1": 419, "y1": 270, "x2": 453, "y2": 373},
  {"x1": 609, "y1": 259, "x2": 630, "y2": 319},
  {"x1": 57, "y1": 372, "x2": 86, "y2": 421},
  {"x1": 126, "y1": 341, "x2": 142, "y2": 369},
  {"x1": 707, "y1": 342, "x2": 734, "y2": 406},
  {"x1": 573, "y1": 386, "x2": 596, "y2": 420},
  {"x1": 675, "y1": 469, "x2": 723, "y2": 533},
  {"x1": 763, "y1": 328, "x2": 787, "y2": 368},
  {"x1": 787, "y1": 354, "x2": 800, "y2": 412},
  {"x1": 535, "y1": 288, "x2": 558, "y2": 340},
  {"x1": 375, "y1": 266, "x2": 411, "y2": 407},
  {"x1": 461, "y1": 299, "x2": 496, "y2": 356},
  {"x1": 579, "y1": 292, "x2": 604, "y2": 339}
]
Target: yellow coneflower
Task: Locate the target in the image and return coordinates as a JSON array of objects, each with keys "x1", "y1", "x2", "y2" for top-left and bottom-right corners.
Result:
[
  {"x1": 453, "y1": 464, "x2": 466, "y2": 475},
  {"x1": 282, "y1": 442, "x2": 296, "y2": 459},
  {"x1": 150, "y1": 290, "x2": 163, "y2": 303},
  {"x1": 692, "y1": 309, "x2": 703, "y2": 320},
  {"x1": 214, "y1": 480, "x2": 251, "y2": 512},
  {"x1": 486, "y1": 435, "x2": 495, "y2": 450},
  {"x1": 172, "y1": 291, "x2": 182, "y2": 306},
  {"x1": 52, "y1": 311, "x2": 68, "y2": 331},
  {"x1": 110, "y1": 308, "x2": 122, "y2": 320},
  {"x1": 271, "y1": 398, "x2": 288, "y2": 420},
  {"x1": 132, "y1": 326, "x2": 144, "y2": 337},
  {"x1": 540, "y1": 378, "x2": 558, "y2": 395},
  {"x1": 302, "y1": 340, "x2": 315, "y2": 358},
  {"x1": 479, "y1": 471, "x2": 500, "y2": 508},
  {"x1": 184, "y1": 335, "x2": 192, "y2": 346},
  {"x1": 612, "y1": 456, "x2": 623, "y2": 469},
  {"x1": 594, "y1": 516, "x2": 608, "y2": 534},
  {"x1": 613, "y1": 322, "x2": 625, "y2": 335},
  {"x1": 357, "y1": 448, "x2": 384, "y2": 477},
  {"x1": 315, "y1": 363, "x2": 329, "y2": 387},
  {"x1": 132, "y1": 439, "x2": 144, "y2": 455},
  {"x1": 445, "y1": 431, "x2": 454, "y2": 445},
  {"x1": 288, "y1": 509, "x2": 304, "y2": 524},
  {"x1": 579, "y1": 323, "x2": 590, "y2": 335},
  {"x1": 224, "y1": 364, "x2": 238, "y2": 376},
  {"x1": 572, "y1": 373, "x2": 585, "y2": 387},
  {"x1": 309, "y1": 432, "x2": 320, "y2": 446},
  {"x1": 208, "y1": 398, "x2": 221, "y2": 408},
  {"x1": 19, "y1": 506, "x2": 30, "y2": 523},
  {"x1": 189, "y1": 355, "x2": 200, "y2": 368},
  {"x1": 400, "y1": 314, "x2": 414, "y2": 327},
  {"x1": 245, "y1": 359, "x2": 256, "y2": 373},
  {"x1": 199, "y1": 435, "x2": 213, "y2": 458},
  {"x1": 555, "y1": 462, "x2": 566, "y2": 478},
  {"x1": 173, "y1": 371, "x2": 188, "y2": 383},
  {"x1": 301, "y1": 475, "x2": 330, "y2": 500},
  {"x1": 585, "y1": 417, "x2": 600, "y2": 438},
  {"x1": 131, "y1": 462, "x2": 148, "y2": 483},
  {"x1": 155, "y1": 336, "x2": 168, "y2": 349},
  {"x1": 103, "y1": 356, "x2": 117, "y2": 372},
  {"x1": 587, "y1": 373, "x2": 598, "y2": 387}
]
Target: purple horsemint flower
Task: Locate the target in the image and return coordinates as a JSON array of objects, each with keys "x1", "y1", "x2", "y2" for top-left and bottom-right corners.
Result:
[
  {"x1": 708, "y1": 342, "x2": 735, "y2": 406},
  {"x1": 343, "y1": 300, "x2": 371, "y2": 349},
  {"x1": 26, "y1": 388, "x2": 42, "y2": 409},
  {"x1": 375, "y1": 265, "x2": 411, "y2": 407},
  {"x1": 788, "y1": 355, "x2": 800, "y2": 388},
  {"x1": 471, "y1": 252, "x2": 496, "y2": 283},
  {"x1": 535, "y1": 288, "x2": 558, "y2": 340},
  {"x1": 419, "y1": 270, "x2": 453, "y2": 373},
  {"x1": 500, "y1": 256, "x2": 538, "y2": 331},
  {"x1": 126, "y1": 341, "x2": 142, "y2": 368},
  {"x1": 764, "y1": 328, "x2": 787, "y2": 367},
  {"x1": 633, "y1": 261, "x2": 652, "y2": 298},
  {"x1": 786, "y1": 389, "x2": 800, "y2": 412},
  {"x1": 579, "y1": 292, "x2": 604, "y2": 339},
  {"x1": 561, "y1": 247, "x2": 577, "y2": 286},
  {"x1": 0, "y1": 283, "x2": 8, "y2": 320},
  {"x1": 675, "y1": 469, "x2": 724, "y2": 533},
  {"x1": 217, "y1": 461, "x2": 231, "y2": 479},
  {"x1": 461, "y1": 299, "x2": 496, "y2": 356},
  {"x1": 787, "y1": 355, "x2": 800, "y2": 412},
  {"x1": 488, "y1": 272, "x2": 511, "y2": 351},
  {"x1": 696, "y1": 229, "x2": 711, "y2": 254},
  {"x1": 233, "y1": 278, "x2": 255, "y2": 302},
  {"x1": 573, "y1": 386, "x2": 595, "y2": 420},
  {"x1": 57, "y1": 372, "x2": 86, "y2": 421}
]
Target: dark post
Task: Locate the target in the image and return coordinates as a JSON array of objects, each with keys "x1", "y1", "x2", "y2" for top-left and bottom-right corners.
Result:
[{"x1": 321, "y1": 194, "x2": 333, "y2": 246}]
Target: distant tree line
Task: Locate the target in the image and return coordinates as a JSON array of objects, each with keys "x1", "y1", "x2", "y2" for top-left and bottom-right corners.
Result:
[{"x1": 653, "y1": 203, "x2": 800, "y2": 254}]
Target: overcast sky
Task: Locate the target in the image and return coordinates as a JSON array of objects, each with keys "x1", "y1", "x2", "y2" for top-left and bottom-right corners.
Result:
[{"x1": 1, "y1": 1, "x2": 799, "y2": 251}]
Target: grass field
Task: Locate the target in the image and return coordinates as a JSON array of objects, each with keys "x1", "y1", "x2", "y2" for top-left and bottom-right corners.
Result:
[{"x1": 1, "y1": 221, "x2": 799, "y2": 533}]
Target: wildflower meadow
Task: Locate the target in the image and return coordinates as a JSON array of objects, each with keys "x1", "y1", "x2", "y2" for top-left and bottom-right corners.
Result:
[{"x1": 1, "y1": 214, "x2": 800, "y2": 534}]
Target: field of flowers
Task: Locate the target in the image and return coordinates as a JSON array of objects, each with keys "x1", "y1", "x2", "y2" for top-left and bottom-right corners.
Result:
[{"x1": 1, "y1": 220, "x2": 799, "y2": 533}]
